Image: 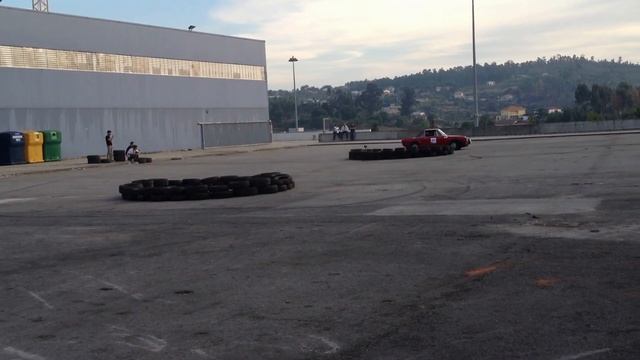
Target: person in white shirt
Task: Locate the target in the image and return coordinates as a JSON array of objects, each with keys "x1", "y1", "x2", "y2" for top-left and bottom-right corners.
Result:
[
  {"x1": 341, "y1": 124, "x2": 350, "y2": 141},
  {"x1": 126, "y1": 145, "x2": 140, "y2": 162}
]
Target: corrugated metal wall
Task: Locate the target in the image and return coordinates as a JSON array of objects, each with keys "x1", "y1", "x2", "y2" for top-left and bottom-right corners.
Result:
[{"x1": 0, "y1": 7, "x2": 271, "y2": 159}]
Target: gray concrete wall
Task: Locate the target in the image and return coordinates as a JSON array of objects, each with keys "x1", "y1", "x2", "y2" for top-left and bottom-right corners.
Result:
[
  {"x1": 273, "y1": 131, "x2": 323, "y2": 141},
  {"x1": 0, "y1": 6, "x2": 270, "y2": 158},
  {"x1": 540, "y1": 119, "x2": 640, "y2": 133}
]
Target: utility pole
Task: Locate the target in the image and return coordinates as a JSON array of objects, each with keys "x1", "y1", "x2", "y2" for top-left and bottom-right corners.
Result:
[
  {"x1": 288, "y1": 56, "x2": 299, "y2": 131},
  {"x1": 33, "y1": 0, "x2": 49, "y2": 12},
  {"x1": 472, "y1": 0, "x2": 479, "y2": 127}
]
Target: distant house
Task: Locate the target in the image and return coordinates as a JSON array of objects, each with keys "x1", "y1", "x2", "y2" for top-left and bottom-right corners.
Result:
[
  {"x1": 486, "y1": 81, "x2": 496, "y2": 87},
  {"x1": 453, "y1": 91, "x2": 465, "y2": 99},
  {"x1": 548, "y1": 107, "x2": 563, "y2": 114},
  {"x1": 496, "y1": 105, "x2": 528, "y2": 126},
  {"x1": 499, "y1": 94, "x2": 515, "y2": 102},
  {"x1": 382, "y1": 105, "x2": 400, "y2": 116},
  {"x1": 501, "y1": 105, "x2": 526, "y2": 118}
]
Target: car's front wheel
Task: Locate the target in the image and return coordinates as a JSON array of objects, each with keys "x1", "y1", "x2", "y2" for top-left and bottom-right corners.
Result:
[{"x1": 450, "y1": 141, "x2": 459, "y2": 151}]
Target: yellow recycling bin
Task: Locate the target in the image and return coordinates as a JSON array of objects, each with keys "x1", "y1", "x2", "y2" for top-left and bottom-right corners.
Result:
[{"x1": 24, "y1": 131, "x2": 45, "y2": 164}]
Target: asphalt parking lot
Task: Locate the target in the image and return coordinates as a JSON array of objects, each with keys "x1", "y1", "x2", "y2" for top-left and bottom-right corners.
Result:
[{"x1": 1, "y1": 134, "x2": 639, "y2": 360}]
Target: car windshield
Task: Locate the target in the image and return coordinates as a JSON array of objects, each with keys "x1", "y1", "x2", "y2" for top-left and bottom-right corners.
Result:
[{"x1": 420, "y1": 129, "x2": 446, "y2": 137}]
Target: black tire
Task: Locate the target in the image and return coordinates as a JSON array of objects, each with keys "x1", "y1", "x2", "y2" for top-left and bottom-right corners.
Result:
[
  {"x1": 258, "y1": 185, "x2": 279, "y2": 194},
  {"x1": 228, "y1": 180, "x2": 251, "y2": 190},
  {"x1": 113, "y1": 150, "x2": 126, "y2": 162},
  {"x1": 450, "y1": 142, "x2": 459, "y2": 151},
  {"x1": 394, "y1": 148, "x2": 407, "y2": 159},
  {"x1": 202, "y1": 177, "x2": 221, "y2": 185},
  {"x1": 220, "y1": 175, "x2": 240, "y2": 184},
  {"x1": 210, "y1": 190, "x2": 234, "y2": 199},
  {"x1": 140, "y1": 188, "x2": 153, "y2": 201},
  {"x1": 185, "y1": 185, "x2": 208, "y2": 194},
  {"x1": 278, "y1": 185, "x2": 288, "y2": 192},
  {"x1": 208, "y1": 185, "x2": 229, "y2": 193},
  {"x1": 409, "y1": 144, "x2": 420, "y2": 157},
  {"x1": 447, "y1": 144, "x2": 455, "y2": 154},
  {"x1": 258, "y1": 172, "x2": 281, "y2": 178},
  {"x1": 132, "y1": 179, "x2": 154, "y2": 188},
  {"x1": 381, "y1": 148, "x2": 394, "y2": 160},
  {"x1": 349, "y1": 149, "x2": 363, "y2": 160},
  {"x1": 182, "y1": 178, "x2": 201, "y2": 186},
  {"x1": 250, "y1": 177, "x2": 271, "y2": 188},
  {"x1": 87, "y1": 155, "x2": 101, "y2": 164},
  {"x1": 152, "y1": 178, "x2": 169, "y2": 187},
  {"x1": 234, "y1": 187, "x2": 259, "y2": 197},
  {"x1": 121, "y1": 187, "x2": 142, "y2": 201}
]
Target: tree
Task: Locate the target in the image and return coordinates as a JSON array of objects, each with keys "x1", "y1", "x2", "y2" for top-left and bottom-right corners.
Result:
[
  {"x1": 329, "y1": 89, "x2": 357, "y2": 121},
  {"x1": 590, "y1": 84, "x2": 613, "y2": 115},
  {"x1": 356, "y1": 83, "x2": 382, "y2": 116},
  {"x1": 400, "y1": 87, "x2": 416, "y2": 116},
  {"x1": 575, "y1": 83, "x2": 591, "y2": 106}
]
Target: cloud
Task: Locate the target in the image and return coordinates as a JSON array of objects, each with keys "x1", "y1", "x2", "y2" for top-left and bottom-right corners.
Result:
[{"x1": 209, "y1": 0, "x2": 640, "y2": 89}]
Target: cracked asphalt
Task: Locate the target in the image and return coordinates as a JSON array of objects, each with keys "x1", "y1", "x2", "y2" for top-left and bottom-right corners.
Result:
[{"x1": 1, "y1": 134, "x2": 639, "y2": 359}]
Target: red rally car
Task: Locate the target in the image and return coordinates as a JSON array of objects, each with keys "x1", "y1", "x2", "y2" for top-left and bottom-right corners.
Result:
[{"x1": 401, "y1": 128, "x2": 471, "y2": 154}]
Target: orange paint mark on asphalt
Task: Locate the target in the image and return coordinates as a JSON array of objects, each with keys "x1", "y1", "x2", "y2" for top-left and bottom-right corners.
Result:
[
  {"x1": 465, "y1": 265, "x2": 498, "y2": 278},
  {"x1": 535, "y1": 277, "x2": 561, "y2": 288},
  {"x1": 464, "y1": 261, "x2": 511, "y2": 278}
]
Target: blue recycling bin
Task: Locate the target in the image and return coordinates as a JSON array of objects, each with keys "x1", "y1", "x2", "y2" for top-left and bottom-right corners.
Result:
[{"x1": 0, "y1": 131, "x2": 27, "y2": 165}]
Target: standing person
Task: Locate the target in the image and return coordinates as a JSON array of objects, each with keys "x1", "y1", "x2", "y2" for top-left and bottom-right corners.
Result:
[
  {"x1": 341, "y1": 123, "x2": 350, "y2": 141},
  {"x1": 350, "y1": 123, "x2": 356, "y2": 141},
  {"x1": 105, "y1": 130, "x2": 114, "y2": 161},
  {"x1": 333, "y1": 125, "x2": 340, "y2": 141}
]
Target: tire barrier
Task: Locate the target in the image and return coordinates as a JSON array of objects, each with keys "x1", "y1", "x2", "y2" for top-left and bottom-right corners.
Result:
[
  {"x1": 119, "y1": 172, "x2": 295, "y2": 202},
  {"x1": 87, "y1": 155, "x2": 101, "y2": 164},
  {"x1": 348, "y1": 146, "x2": 454, "y2": 161},
  {"x1": 113, "y1": 150, "x2": 126, "y2": 162},
  {"x1": 87, "y1": 155, "x2": 153, "y2": 164}
]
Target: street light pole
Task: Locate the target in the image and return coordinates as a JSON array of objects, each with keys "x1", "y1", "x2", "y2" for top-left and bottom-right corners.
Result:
[
  {"x1": 472, "y1": 0, "x2": 480, "y2": 128},
  {"x1": 288, "y1": 56, "x2": 299, "y2": 131}
]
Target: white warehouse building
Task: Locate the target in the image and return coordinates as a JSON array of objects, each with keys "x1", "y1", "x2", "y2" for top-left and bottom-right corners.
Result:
[{"x1": 0, "y1": 6, "x2": 271, "y2": 158}]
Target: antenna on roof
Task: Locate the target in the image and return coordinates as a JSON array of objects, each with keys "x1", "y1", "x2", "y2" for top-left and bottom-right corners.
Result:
[{"x1": 32, "y1": 0, "x2": 49, "y2": 12}]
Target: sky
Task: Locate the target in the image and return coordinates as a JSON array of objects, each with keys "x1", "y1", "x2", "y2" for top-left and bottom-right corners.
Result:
[{"x1": 1, "y1": 0, "x2": 639, "y2": 90}]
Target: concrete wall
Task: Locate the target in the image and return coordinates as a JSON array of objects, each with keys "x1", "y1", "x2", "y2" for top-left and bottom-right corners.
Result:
[
  {"x1": 273, "y1": 131, "x2": 323, "y2": 141},
  {"x1": 0, "y1": 6, "x2": 270, "y2": 158},
  {"x1": 540, "y1": 119, "x2": 640, "y2": 133}
]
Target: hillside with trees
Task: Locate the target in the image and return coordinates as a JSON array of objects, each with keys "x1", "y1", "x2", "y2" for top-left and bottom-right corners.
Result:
[{"x1": 269, "y1": 55, "x2": 640, "y2": 131}]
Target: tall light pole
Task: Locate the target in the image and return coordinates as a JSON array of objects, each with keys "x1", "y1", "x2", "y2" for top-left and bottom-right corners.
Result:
[
  {"x1": 472, "y1": 0, "x2": 480, "y2": 128},
  {"x1": 288, "y1": 56, "x2": 299, "y2": 131}
]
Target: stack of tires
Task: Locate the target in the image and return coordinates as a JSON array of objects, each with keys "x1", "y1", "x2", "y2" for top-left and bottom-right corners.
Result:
[
  {"x1": 119, "y1": 172, "x2": 295, "y2": 202},
  {"x1": 349, "y1": 145, "x2": 454, "y2": 161}
]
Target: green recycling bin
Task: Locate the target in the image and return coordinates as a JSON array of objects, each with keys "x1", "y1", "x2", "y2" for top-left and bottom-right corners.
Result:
[{"x1": 41, "y1": 130, "x2": 62, "y2": 161}]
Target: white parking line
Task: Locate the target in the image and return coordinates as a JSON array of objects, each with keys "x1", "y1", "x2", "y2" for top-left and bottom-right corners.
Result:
[{"x1": 0, "y1": 198, "x2": 36, "y2": 205}]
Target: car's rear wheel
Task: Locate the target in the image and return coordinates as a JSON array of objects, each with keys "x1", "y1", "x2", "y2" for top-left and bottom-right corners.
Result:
[{"x1": 410, "y1": 143, "x2": 420, "y2": 156}]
